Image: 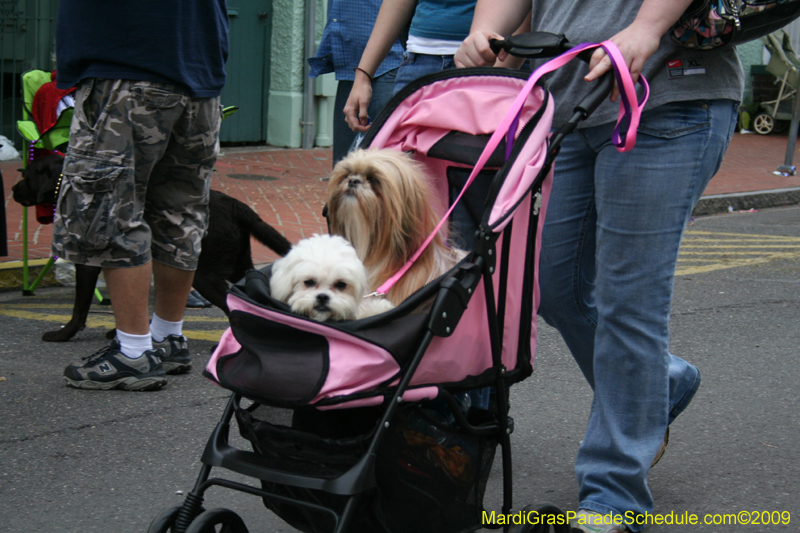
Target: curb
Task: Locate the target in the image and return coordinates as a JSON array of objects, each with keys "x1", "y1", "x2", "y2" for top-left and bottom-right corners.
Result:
[
  {"x1": 0, "y1": 258, "x2": 59, "y2": 293},
  {"x1": 692, "y1": 187, "x2": 800, "y2": 216}
]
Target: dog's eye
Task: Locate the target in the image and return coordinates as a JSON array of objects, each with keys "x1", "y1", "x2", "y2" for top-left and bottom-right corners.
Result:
[
  {"x1": 365, "y1": 174, "x2": 376, "y2": 185},
  {"x1": 303, "y1": 279, "x2": 316, "y2": 288},
  {"x1": 333, "y1": 281, "x2": 347, "y2": 291}
]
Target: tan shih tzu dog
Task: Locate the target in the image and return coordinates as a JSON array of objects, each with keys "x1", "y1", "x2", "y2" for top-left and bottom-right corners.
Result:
[
  {"x1": 270, "y1": 234, "x2": 394, "y2": 321},
  {"x1": 326, "y1": 148, "x2": 465, "y2": 306}
]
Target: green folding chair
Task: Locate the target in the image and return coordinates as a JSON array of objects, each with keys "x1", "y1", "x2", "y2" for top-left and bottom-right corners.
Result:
[{"x1": 15, "y1": 70, "x2": 105, "y2": 301}]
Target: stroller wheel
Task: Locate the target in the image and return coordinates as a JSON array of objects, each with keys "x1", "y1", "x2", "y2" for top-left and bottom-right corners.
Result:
[
  {"x1": 773, "y1": 120, "x2": 790, "y2": 134},
  {"x1": 508, "y1": 502, "x2": 571, "y2": 533},
  {"x1": 147, "y1": 505, "x2": 183, "y2": 533},
  {"x1": 753, "y1": 113, "x2": 775, "y2": 135},
  {"x1": 185, "y1": 508, "x2": 248, "y2": 533}
]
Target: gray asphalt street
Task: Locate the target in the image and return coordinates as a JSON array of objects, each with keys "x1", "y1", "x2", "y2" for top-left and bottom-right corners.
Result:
[{"x1": 0, "y1": 206, "x2": 798, "y2": 532}]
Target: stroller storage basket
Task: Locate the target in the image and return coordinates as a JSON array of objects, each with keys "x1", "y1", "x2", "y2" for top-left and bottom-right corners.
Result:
[{"x1": 236, "y1": 400, "x2": 498, "y2": 533}]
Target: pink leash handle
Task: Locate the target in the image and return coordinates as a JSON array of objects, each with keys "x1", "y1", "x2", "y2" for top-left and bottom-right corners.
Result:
[{"x1": 376, "y1": 40, "x2": 648, "y2": 296}]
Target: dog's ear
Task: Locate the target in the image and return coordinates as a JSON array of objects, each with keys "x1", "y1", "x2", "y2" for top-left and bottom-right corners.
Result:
[{"x1": 268, "y1": 258, "x2": 293, "y2": 302}]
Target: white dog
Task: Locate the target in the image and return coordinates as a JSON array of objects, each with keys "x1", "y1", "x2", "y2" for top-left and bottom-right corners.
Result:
[{"x1": 269, "y1": 234, "x2": 394, "y2": 321}]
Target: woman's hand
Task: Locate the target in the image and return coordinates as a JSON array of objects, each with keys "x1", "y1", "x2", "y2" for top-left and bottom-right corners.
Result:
[
  {"x1": 586, "y1": 0, "x2": 693, "y2": 101},
  {"x1": 455, "y1": 30, "x2": 507, "y2": 68},
  {"x1": 584, "y1": 20, "x2": 661, "y2": 102},
  {"x1": 343, "y1": 70, "x2": 374, "y2": 132}
]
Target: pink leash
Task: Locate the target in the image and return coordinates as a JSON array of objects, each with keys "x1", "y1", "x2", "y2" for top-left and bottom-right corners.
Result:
[{"x1": 375, "y1": 40, "x2": 649, "y2": 296}]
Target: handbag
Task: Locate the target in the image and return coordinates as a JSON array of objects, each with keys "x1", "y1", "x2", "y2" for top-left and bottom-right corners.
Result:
[{"x1": 671, "y1": 0, "x2": 800, "y2": 50}]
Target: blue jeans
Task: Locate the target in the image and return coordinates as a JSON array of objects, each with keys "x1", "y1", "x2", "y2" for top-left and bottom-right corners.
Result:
[
  {"x1": 393, "y1": 52, "x2": 456, "y2": 95},
  {"x1": 538, "y1": 99, "x2": 738, "y2": 527},
  {"x1": 332, "y1": 69, "x2": 397, "y2": 164}
]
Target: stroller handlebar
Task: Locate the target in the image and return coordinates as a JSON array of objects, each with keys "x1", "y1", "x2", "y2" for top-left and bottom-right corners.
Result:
[
  {"x1": 490, "y1": 31, "x2": 614, "y2": 121},
  {"x1": 489, "y1": 31, "x2": 571, "y2": 60}
]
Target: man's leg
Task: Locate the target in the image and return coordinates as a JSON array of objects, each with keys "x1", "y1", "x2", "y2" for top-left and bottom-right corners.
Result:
[
  {"x1": 147, "y1": 94, "x2": 221, "y2": 374},
  {"x1": 55, "y1": 79, "x2": 174, "y2": 391},
  {"x1": 333, "y1": 80, "x2": 357, "y2": 165},
  {"x1": 148, "y1": 261, "x2": 195, "y2": 375},
  {"x1": 62, "y1": 260, "x2": 166, "y2": 391},
  {"x1": 153, "y1": 260, "x2": 195, "y2": 322},
  {"x1": 572, "y1": 100, "x2": 736, "y2": 529},
  {"x1": 104, "y1": 263, "x2": 153, "y2": 335}
]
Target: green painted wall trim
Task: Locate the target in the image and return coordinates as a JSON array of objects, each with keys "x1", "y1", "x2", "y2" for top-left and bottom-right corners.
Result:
[
  {"x1": 268, "y1": 91, "x2": 304, "y2": 148},
  {"x1": 314, "y1": 74, "x2": 336, "y2": 147}
]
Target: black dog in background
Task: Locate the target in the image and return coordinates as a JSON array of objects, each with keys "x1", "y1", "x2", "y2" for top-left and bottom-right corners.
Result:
[{"x1": 12, "y1": 153, "x2": 292, "y2": 341}]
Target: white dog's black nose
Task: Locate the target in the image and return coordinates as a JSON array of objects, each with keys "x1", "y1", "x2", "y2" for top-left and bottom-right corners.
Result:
[
  {"x1": 316, "y1": 293, "x2": 330, "y2": 304},
  {"x1": 348, "y1": 176, "x2": 362, "y2": 188}
]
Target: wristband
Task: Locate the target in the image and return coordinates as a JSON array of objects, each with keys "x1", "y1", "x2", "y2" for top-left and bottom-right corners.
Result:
[{"x1": 354, "y1": 67, "x2": 373, "y2": 81}]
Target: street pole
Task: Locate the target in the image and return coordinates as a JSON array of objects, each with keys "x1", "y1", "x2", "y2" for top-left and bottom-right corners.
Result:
[
  {"x1": 302, "y1": 0, "x2": 317, "y2": 150},
  {"x1": 778, "y1": 85, "x2": 800, "y2": 175}
]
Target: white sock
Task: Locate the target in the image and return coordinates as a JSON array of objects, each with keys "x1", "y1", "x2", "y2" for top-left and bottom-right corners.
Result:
[
  {"x1": 116, "y1": 330, "x2": 153, "y2": 359},
  {"x1": 150, "y1": 314, "x2": 183, "y2": 343}
]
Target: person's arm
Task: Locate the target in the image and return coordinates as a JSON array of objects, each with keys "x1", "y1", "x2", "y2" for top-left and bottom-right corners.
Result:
[
  {"x1": 494, "y1": 10, "x2": 532, "y2": 70},
  {"x1": 585, "y1": 0, "x2": 695, "y2": 101},
  {"x1": 344, "y1": 0, "x2": 417, "y2": 132},
  {"x1": 454, "y1": 0, "x2": 530, "y2": 68}
]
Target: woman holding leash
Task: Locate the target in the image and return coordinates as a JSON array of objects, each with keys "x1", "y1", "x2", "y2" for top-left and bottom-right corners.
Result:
[{"x1": 456, "y1": 1, "x2": 743, "y2": 531}]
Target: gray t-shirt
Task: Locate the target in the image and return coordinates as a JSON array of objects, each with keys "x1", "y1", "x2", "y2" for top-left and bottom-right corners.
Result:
[{"x1": 530, "y1": 1, "x2": 745, "y2": 128}]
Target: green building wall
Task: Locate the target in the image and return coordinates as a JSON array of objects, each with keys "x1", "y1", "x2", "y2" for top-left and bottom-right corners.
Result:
[{"x1": 267, "y1": 0, "x2": 335, "y2": 149}]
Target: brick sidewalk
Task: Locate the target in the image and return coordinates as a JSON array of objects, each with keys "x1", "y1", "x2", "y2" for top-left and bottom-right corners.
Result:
[
  {"x1": 3, "y1": 132, "x2": 800, "y2": 267},
  {"x1": 704, "y1": 132, "x2": 800, "y2": 196}
]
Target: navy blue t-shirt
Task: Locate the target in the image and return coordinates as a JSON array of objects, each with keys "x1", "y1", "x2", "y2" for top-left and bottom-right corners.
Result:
[{"x1": 56, "y1": 0, "x2": 228, "y2": 97}]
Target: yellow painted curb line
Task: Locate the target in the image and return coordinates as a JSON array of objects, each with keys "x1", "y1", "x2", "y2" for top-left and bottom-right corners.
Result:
[
  {"x1": 0, "y1": 259, "x2": 59, "y2": 291},
  {"x1": 0, "y1": 258, "x2": 53, "y2": 270}
]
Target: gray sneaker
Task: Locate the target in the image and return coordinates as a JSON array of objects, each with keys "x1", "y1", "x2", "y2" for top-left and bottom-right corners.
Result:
[
  {"x1": 63, "y1": 342, "x2": 167, "y2": 391},
  {"x1": 153, "y1": 334, "x2": 192, "y2": 375}
]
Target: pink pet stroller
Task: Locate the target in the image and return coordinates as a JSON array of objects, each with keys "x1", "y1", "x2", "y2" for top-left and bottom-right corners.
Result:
[{"x1": 147, "y1": 33, "x2": 645, "y2": 533}]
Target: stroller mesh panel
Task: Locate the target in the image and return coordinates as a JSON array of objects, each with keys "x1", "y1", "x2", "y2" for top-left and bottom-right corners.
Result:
[
  {"x1": 236, "y1": 408, "x2": 369, "y2": 477},
  {"x1": 429, "y1": 131, "x2": 507, "y2": 167},
  {"x1": 446, "y1": 167, "x2": 496, "y2": 248}
]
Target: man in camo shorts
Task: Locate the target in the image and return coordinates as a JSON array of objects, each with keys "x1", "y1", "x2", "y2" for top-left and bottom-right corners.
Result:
[{"x1": 53, "y1": 0, "x2": 229, "y2": 391}]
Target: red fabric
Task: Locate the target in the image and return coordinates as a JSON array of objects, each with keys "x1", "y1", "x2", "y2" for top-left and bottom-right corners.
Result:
[
  {"x1": 31, "y1": 71, "x2": 75, "y2": 135},
  {"x1": 35, "y1": 204, "x2": 55, "y2": 225}
]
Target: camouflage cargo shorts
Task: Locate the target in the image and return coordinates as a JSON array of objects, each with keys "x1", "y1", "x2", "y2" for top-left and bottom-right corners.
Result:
[{"x1": 52, "y1": 78, "x2": 222, "y2": 270}]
